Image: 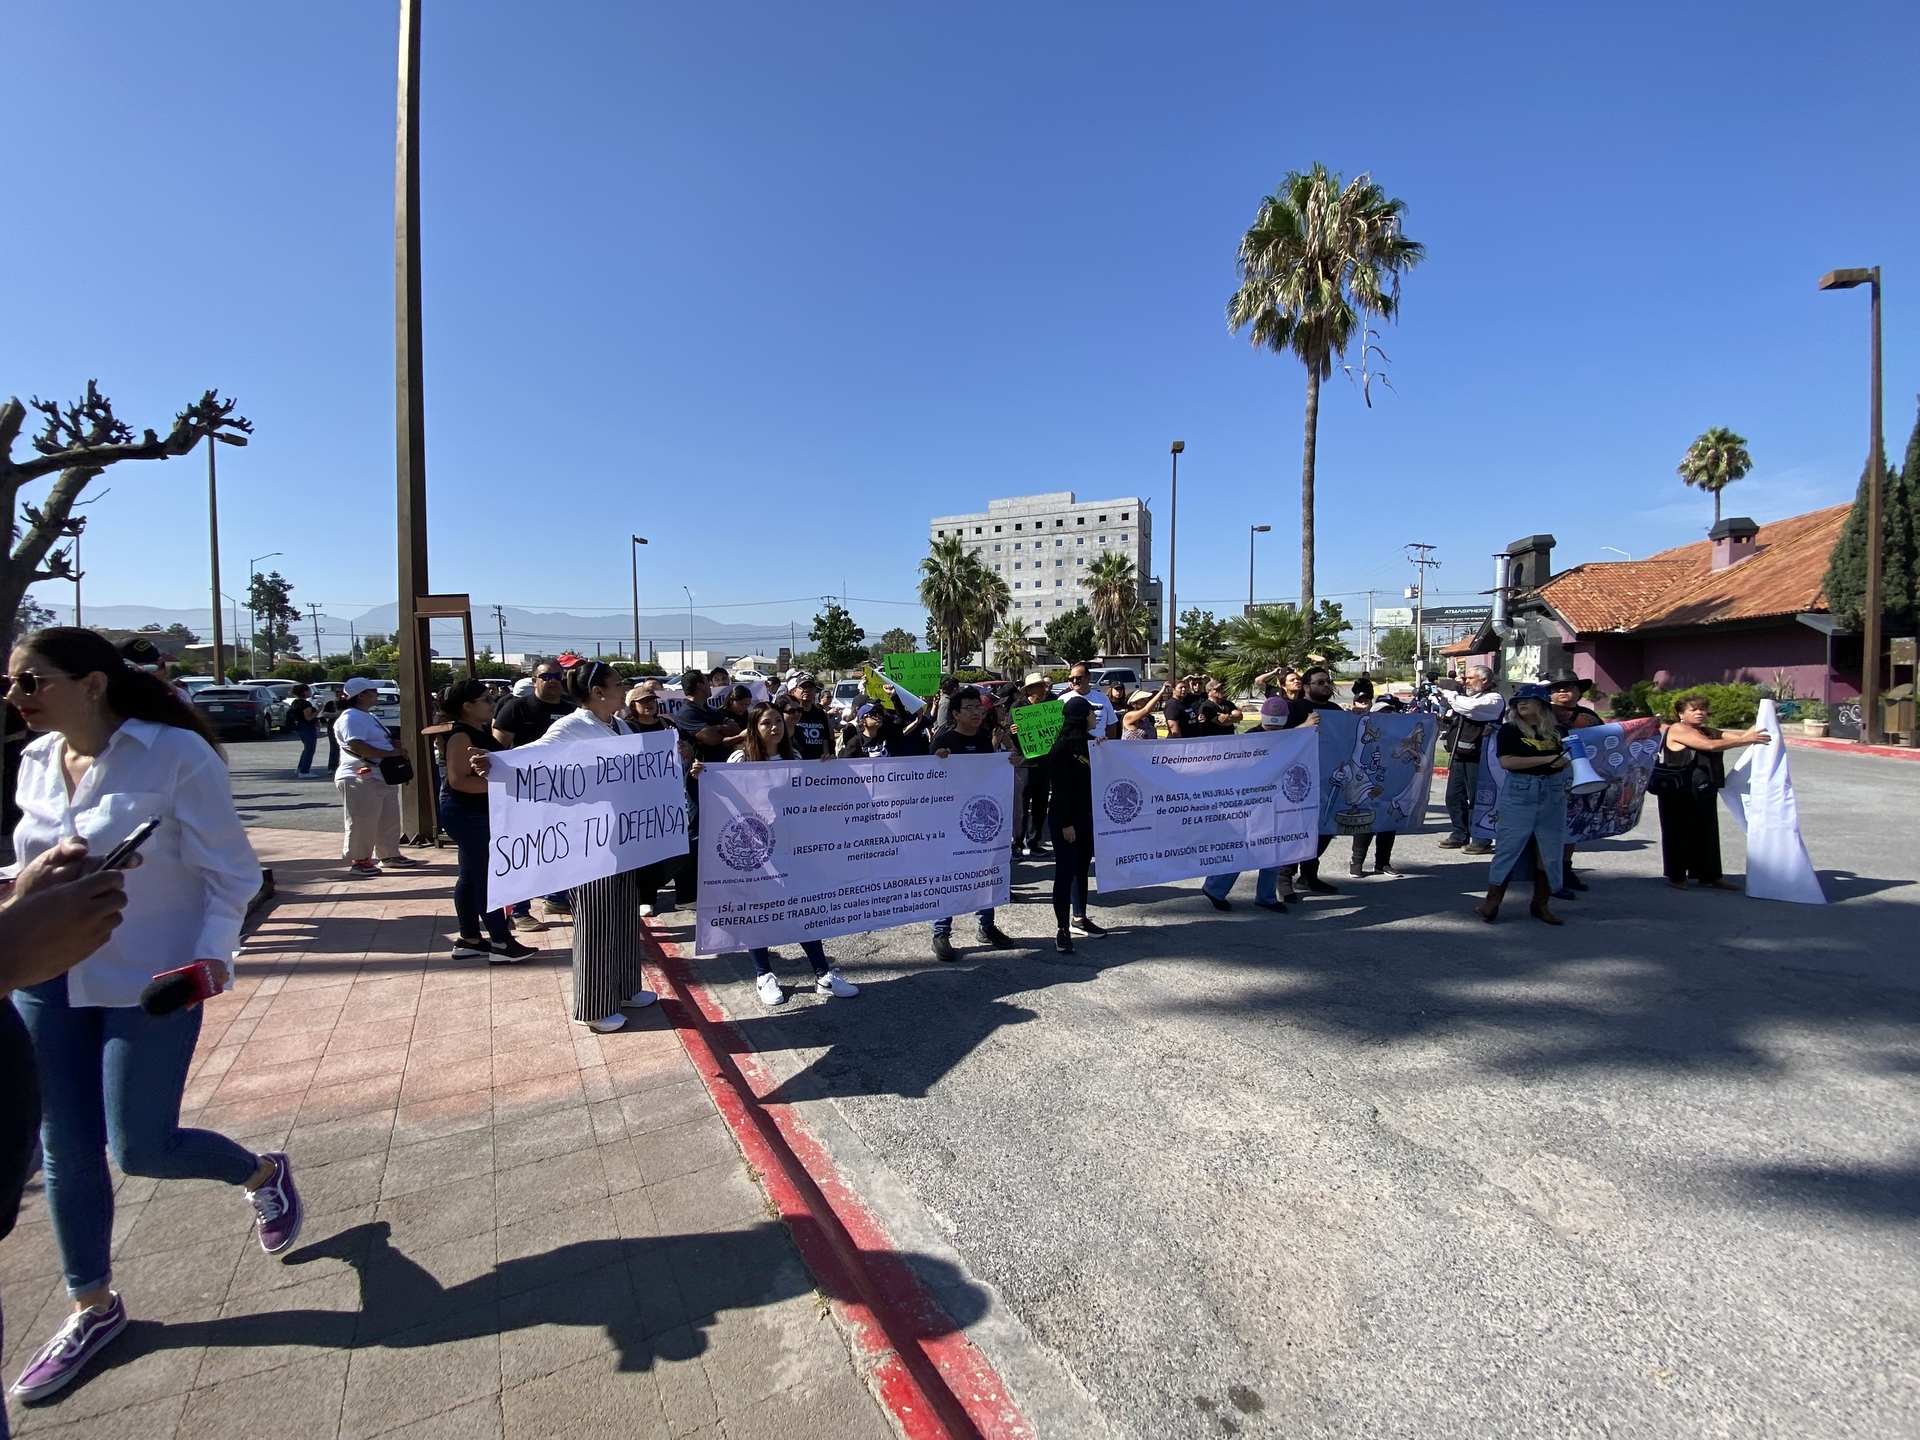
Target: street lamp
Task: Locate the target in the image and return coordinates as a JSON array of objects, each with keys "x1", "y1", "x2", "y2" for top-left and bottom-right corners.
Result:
[
  {"x1": 247, "y1": 551, "x2": 282, "y2": 674},
  {"x1": 682, "y1": 585, "x2": 695, "y2": 670},
  {"x1": 1248, "y1": 524, "x2": 1271, "y2": 610},
  {"x1": 630, "y1": 536, "x2": 648, "y2": 665},
  {"x1": 1818, "y1": 265, "x2": 1884, "y2": 744},
  {"x1": 1167, "y1": 441, "x2": 1185, "y2": 677},
  {"x1": 206, "y1": 431, "x2": 248, "y2": 680}
]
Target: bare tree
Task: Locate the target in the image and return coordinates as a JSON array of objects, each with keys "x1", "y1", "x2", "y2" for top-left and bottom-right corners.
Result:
[{"x1": 0, "y1": 381, "x2": 250, "y2": 645}]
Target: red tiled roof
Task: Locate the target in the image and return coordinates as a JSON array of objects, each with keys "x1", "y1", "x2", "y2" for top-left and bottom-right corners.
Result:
[{"x1": 1528, "y1": 504, "x2": 1849, "y2": 634}]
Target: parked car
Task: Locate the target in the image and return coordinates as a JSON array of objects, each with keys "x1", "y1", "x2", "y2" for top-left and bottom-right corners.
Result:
[
  {"x1": 190, "y1": 685, "x2": 280, "y2": 740},
  {"x1": 255, "y1": 681, "x2": 296, "y2": 730},
  {"x1": 374, "y1": 685, "x2": 403, "y2": 738},
  {"x1": 829, "y1": 679, "x2": 865, "y2": 722},
  {"x1": 1090, "y1": 667, "x2": 1139, "y2": 690},
  {"x1": 175, "y1": 676, "x2": 223, "y2": 700},
  {"x1": 309, "y1": 681, "x2": 346, "y2": 719}
]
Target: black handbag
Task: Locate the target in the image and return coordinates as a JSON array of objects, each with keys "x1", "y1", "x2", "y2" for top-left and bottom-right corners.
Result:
[
  {"x1": 378, "y1": 753, "x2": 415, "y2": 786},
  {"x1": 1649, "y1": 744, "x2": 1712, "y2": 798}
]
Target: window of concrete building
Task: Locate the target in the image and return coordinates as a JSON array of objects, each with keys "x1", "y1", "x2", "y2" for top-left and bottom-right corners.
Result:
[
  {"x1": 1076, "y1": 556, "x2": 1085, "y2": 565},
  {"x1": 1121, "y1": 512, "x2": 1130, "y2": 520},
  {"x1": 937, "y1": 529, "x2": 945, "y2": 537},
  {"x1": 1077, "y1": 517, "x2": 1085, "y2": 525},
  {"x1": 974, "y1": 526, "x2": 982, "y2": 534},
  {"x1": 994, "y1": 525, "x2": 1002, "y2": 533},
  {"x1": 993, "y1": 544, "x2": 1002, "y2": 552},
  {"x1": 1099, "y1": 515, "x2": 1108, "y2": 523},
  {"x1": 1120, "y1": 533, "x2": 1128, "y2": 542},
  {"x1": 1014, "y1": 582, "x2": 1022, "y2": 589},
  {"x1": 1055, "y1": 518, "x2": 1064, "y2": 527},
  {"x1": 1014, "y1": 562, "x2": 1022, "y2": 570}
]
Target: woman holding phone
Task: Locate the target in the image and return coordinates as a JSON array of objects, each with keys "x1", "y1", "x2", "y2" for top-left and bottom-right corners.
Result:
[{"x1": 4, "y1": 628, "x2": 301, "y2": 1405}]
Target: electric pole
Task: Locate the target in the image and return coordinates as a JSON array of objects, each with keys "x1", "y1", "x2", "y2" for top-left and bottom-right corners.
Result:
[
  {"x1": 1364, "y1": 590, "x2": 1377, "y2": 673},
  {"x1": 1406, "y1": 544, "x2": 1440, "y2": 675},
  {"x1": 492, "y1": 604, "x2": 506, "y2": 659},
  {"x1": 307, "y1": 602, "x2": 323, "y2": 662}
]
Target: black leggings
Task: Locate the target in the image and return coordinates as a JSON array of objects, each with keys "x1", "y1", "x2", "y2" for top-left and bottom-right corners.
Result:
[
  {"x1": 1049, "y1": 826, "x2": 1092, "y2": 928},
  {"x1": 1351, "y1": 831, "x2": 1397, "y2": 867}
]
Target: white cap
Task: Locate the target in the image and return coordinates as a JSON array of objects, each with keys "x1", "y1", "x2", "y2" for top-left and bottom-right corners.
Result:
[{"x1": 341, "y1": 677, "x2": 380, "y2": 699}]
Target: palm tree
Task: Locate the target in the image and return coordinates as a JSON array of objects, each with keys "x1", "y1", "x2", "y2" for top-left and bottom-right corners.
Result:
[
  {"x1": 1677, "y1": 427, "x2": 1753, "y2": 527},
  {"x1": 1228, "y1": 164, "x2": 1424, "y2": 619},
  {"x1": 1082, "y1": 551, "x2": 1139, "y2": 654},
  {"x1": 991, "y1": 621, "x2": 1033, "y2": 676},
  {"x1": 919, "y1": 535, "x2": 981, "y2": 670},
  {"x1": 1213, "y1": 604, "x2": 1311, "y2": 693},
  {"x1": 964, "y1": 571, "x2": 1012, "y2": 666}
]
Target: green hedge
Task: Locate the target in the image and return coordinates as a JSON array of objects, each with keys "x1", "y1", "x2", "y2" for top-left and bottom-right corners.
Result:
[{"x1": 1608, "y1": 680, "x2": 1760, "y2": 728}]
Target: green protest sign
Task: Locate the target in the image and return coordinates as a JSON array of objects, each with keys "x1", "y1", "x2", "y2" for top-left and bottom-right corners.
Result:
[
  {"x1": 882, "y1": 652, "x2": 941, "y2": 698},
  {"x1": 1014, "y1": 698, "x2": 1066, "y2": 759}
]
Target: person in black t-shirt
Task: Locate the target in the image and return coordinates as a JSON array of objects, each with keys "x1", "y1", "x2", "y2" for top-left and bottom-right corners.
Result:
[
  {"x1": 673, "y1": 671, "x2": 744, "y2": 764},
  {"x1": 491, "y1": 662, "x2": 575, "y2": 748},
  {"x1": 780, "y1": 674, "x2": 837, "y2": 761},
  {"x1": 1183, "y1": 700, "x2": 1237, "y2": 738},
  {"x1": 929, "y1": 688, "x2": 1016, "y2": 960},
  {"x1": 1007, "y1": 674, "x2": 1056, "y2": 854},
  {"x1": 1474, "y1": 685, "x2": 1572, "y2": 924},
  {"x1": 1279, "y1": 668, "x2": 1346, "y2": 897}
]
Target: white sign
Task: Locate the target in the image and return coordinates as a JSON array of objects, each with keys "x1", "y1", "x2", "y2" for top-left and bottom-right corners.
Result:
[
  {"x1": 486, "y1": 730, "x2": 689, "y2": 909},
  {"x1": 1371, "y1": 606, "x2": 1414, "y2": 627},
  {"x1": 1721, "y1": 699, "x2": 1826, "y2": 904},
  {"x1": 1088, "y1": 731, "x2": 1320, "y2": 892},
  {"x1": 695, "y1": 754, "x2": 1013, "y2": 955}
]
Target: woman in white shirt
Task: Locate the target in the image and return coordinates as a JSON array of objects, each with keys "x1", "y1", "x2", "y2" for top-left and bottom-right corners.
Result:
[
  {"x1": 332, "y1": 677, "x2": 420, "y2": 878},
  {"x1": 477, "y1": 662, "x2": 657, "y2": 1033},
  {"x1": 4, "y1": 628, "x2": 302, "y2": 1404}
]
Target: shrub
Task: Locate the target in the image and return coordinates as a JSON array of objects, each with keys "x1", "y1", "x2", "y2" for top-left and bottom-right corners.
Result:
[
  {"x1": 1647, "y1": 682, "x2": 1761, "y2": 728},
  {"x1": 269, "y1": 661, "x2": 327, "y2": 683},
  {"x1": 1608, "y1": 681, "x2": 1658, "y2": 719},
  {"x1": 1798, "y1": 698, "x2": 1829, "y2": 723},
  {"x1": 951, "y1": 669, "x2": 995, "y2": 684}
]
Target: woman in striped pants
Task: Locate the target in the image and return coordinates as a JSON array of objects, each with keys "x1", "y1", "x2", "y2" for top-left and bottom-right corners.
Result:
[{"x1": 486, "y1": 662, "x2": 655, "y2": 1033}]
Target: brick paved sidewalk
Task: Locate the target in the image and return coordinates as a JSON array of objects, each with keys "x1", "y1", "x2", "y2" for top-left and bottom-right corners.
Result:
[{"x1": 1, "y1": 829, "x2": 895, "y2": 1440}]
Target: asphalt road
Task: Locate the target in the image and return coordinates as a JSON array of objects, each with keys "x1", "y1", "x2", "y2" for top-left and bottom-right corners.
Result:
[
  {"x1": 227, "y1": 732, "x2": 351, "y2": 835},
  {"x1": 652, "y1": 747, "x2": 1920, "y2": 1440}
]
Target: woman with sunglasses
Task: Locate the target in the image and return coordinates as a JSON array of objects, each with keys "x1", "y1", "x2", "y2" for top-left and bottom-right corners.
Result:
[
  {"x1": 4, "y1": 628, "x2": 302, "y2": 1404},
  {"x1": 619, "y1": 684, "x2": 699, "y2": 916},
  {"x1": 476, "y1": 661, "x2": 656, "y2": 1032},
  {"x1": 729, "y1": 703, "x2": 859, "y2": 1007}
]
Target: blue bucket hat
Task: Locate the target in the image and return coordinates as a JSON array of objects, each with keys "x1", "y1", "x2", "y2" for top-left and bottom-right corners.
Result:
[{"x1": 1512, "y1": 683, "x2": 1552, "y2": 703}]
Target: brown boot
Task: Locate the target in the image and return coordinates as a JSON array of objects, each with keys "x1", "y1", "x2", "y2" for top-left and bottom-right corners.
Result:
[
  {"x1": 1529, "y1": 872, "x2": 1563, "y2": 925},
  {"x1": 1474, "y1": 882, "x2": 1507, "y2": 922}
]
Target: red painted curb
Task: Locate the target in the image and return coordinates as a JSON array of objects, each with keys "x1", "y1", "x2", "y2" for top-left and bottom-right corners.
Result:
[
  {"x1": 642, "y1": 924, "x2": 1033, "y2": 1440},
  {"x1": 1784, "y1": 734, "x2": 1920, "y2": 761}
]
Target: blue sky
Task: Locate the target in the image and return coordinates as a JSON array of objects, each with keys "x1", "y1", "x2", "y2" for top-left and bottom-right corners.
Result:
[{"x1": 6, "y1": 0, "x2": 1915, "y2": 645}]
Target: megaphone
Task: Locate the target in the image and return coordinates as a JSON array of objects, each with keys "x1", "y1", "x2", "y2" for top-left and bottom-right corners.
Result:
[{"x1": 1563, "y1": 733, "x2": 1607, "y2": 795}]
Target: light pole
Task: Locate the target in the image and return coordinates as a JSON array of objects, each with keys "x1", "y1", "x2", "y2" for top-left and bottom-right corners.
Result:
[
  {"x1": 1167, "y1": 441, "x2": 1184, "y2": 678},
  {"x1": 1818, "y1": 265, "x2": 1884, "y2": 744},
  {"x1": 247, "y1": 552, "x2": 282, "y2": 673},
  {"x1": 1247, "y1": 524, "x2": 1270, "y2": 611},
  {"x1": 630, "y1": 535, "x2": 648, "y2": 664},
  {"x1": 682, "y1": 586, "x2": 695, "y2": 670},
  {"x1": 206, "y1": 432, "x2": 247, "y2": 678}
]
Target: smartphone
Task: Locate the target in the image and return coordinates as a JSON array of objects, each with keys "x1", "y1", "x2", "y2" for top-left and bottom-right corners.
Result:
[{"x1": 93, "y1": 818, "x2": 160, "y2": 873}]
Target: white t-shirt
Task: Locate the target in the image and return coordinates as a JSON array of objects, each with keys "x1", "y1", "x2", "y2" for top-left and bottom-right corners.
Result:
[
  {"x1": 1080, "y1": 690, "x2": 1117, "y2": 736},
  {"x1": 334, "y1": 706, "x2": 393, "y2": 780}
]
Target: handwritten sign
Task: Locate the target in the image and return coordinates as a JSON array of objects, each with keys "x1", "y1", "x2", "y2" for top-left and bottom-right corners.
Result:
[
  {"x1": 486, "y1": 730, "x2": 688, "y2": 909},
  {"x1": 1012, "y1": 699, "x2": 1065, "y2": 759},
  {"x1": 882, "y1": 651, "x2": 941, "y2": 699}
]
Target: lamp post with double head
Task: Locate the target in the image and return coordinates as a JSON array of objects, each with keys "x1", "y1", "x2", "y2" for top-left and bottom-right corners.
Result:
[
  {"x1": 1818, "y1": 266, "x2": 1884, "y2": 743},
  {"x1": 247, "y1": 551, "x2": 283, "y2": 674},
  {"x1": 630, "y1": 535, "x2": 648, "y2": 665},
  {"x1": 206, "y1": 432, "x2": 247, "y2": 678}
]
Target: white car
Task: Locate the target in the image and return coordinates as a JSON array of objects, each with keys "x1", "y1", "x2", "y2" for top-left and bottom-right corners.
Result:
[
  {"x1": 829, "y1": 679, "x2": 865, "y2": 722},
  {"x1": 373, "y1": 685, "x2": 403, "y2": 737}
]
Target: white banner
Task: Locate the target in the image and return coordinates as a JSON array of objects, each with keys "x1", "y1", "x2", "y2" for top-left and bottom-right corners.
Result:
[
  {"x1": 486, "y1": 730, "x2": 689, "y2": 909},
  {"x1": 1721, "y1": 699, "x2": 1826, "y2": 904},
  {"x1": 1088, "y1": 731, "x2": 1320, "y2": 892},
  {"x1": 695, "y1": 754, "x2": 1014, "y2": 955}
]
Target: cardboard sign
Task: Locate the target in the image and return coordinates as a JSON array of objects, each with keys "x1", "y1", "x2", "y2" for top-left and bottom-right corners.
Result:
[
  {"x1": 1012, "y1": 699, "x2": 1066, "y2": 759},
  {"x1": 882, "y1": 652, "x2": 941, "y2": 699}
]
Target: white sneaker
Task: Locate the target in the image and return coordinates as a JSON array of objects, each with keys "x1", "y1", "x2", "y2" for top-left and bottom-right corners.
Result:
[
  {"x1": 755, "y1": 972, "x2": 786, "y2": 1007},
  {"x1": 581, "y1": 1014, "x2": 626, "y2": 1034},
  {"x1": 815, "y1": 969, "x2": 858, "y2": 998},
  {"x1": 626, "y1": 989, "x2": 657, "y2": 1009},
  {"x1": 638, "y1": 903, "x2": 654, "y2": 917}
]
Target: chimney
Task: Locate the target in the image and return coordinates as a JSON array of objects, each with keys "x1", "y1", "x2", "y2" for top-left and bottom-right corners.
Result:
[
  {"x1": 1709, "y1": 516, "x2": 1760, "y2": 570},
  {"x1": 1504, "y1": 534, "x2": 1556, "y2": 593}
]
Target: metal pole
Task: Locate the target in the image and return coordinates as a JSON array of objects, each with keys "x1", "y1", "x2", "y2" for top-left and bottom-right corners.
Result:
[
  {"x1": 207, "y1": 442, "x2": 224, "y2": 676},
  {"x1": 683, "y1": 586, "x2": 694, "y2": 669},
  {"x1": 309, "y1": 601, "x2": 323, "y2": 661},
  {"x1": 1168, "y1": 442, "x2": 1183, "y2": 678},
  {"x1": 393, "y1": 0, "x2": 435, "y2": 840},
  {"x1": 1248, "y1": 528, "x2": 1254, "y2": 611},
  {"x1": 1865, "y1": 269, "x2": 1884, "y2": 744},
  {"x1": 630, "y1": 535, "x2": 647, "y2": 664},
  {"x1": 72, "y1": 527, "x2": 81, "y2": 627}
]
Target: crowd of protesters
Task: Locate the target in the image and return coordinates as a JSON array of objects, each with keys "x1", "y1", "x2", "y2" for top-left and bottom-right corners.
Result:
[{"x1": 0, "y1": 627, "x2": 1780, "y2": 1412}]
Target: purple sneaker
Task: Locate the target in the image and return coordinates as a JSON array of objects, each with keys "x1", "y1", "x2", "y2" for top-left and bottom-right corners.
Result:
[
  {"x1": 247, "y1": 1152, "x2": 303, "y2": 1255},
  {"x1": 10, "y1": 1294, "x2": 128, "y2": 1402}
]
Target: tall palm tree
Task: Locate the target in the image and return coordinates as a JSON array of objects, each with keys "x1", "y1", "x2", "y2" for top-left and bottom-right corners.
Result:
[
  {"x1": 1082, "y1": 551, "x2": 1139, "y2": 654},
  {"x1": 919, "y1": 535, "x2": 980, "y2": 670},
  {"x1": 991, "y1": 621, "x2": 1034, "y2": 676},
  {"x1": 963, "y1": 571, "x2": 1012, "y2": 666},
  {"x1": 1227, "y1": 164, "x2": 1424, "y2": 619},
  {"x1": 1677, "y1": 427, "x2": 1753, "y2": 527}
]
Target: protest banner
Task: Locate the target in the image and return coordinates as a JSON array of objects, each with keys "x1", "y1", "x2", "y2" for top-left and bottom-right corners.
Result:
[
  {"x1": 695, "y1": 753, "x2": 1012, "y2": 955},
  {"x1": 1088, "y1": 730, "x2": 1319, "y2": 891},
  {"x1": 1469, "y1": 716, "x2": 1660, "y2": 844},
  {"x1": 485, "y1": 729, "x2": 689, "y2": 910},
  {"x1": 1721, "y1": 700, "x2": 1825, "y2": 903},
  {"x1": 882, "y1": 651, "x2": 942, "y2": 699},
  {"x1": 1314, "y1": 711, "x2": 1440, "y2": 835},
  {"x1": 1012, "y1": 698, "x2": 1066, "y2": 759}
]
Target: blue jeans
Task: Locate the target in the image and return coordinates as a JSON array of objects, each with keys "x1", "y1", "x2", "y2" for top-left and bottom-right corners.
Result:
[
  {"x1": 1490, "y1": 771, "x2": 1568, "y2": 890},
  {"x1": 438, "y1": 792, "x2": 513, "y2": 944},
  {"x1": 295, "y1": 722, "x2": 319, "y2": 775},
  {"x1": 13, "y1": 976, "x2": 259, "y2": 1296},
  {"x1": 932, "y1": 908, "x2": 994, "y2": 938},
  {"x1": 1202, "y1": 868, "x2": 1283, "y2": 905},
  {"x1": 748, "y1": 942, "x2": 828, "y2": 978}
]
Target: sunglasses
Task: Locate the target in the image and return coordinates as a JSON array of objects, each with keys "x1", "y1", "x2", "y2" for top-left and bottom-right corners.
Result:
[
  {"x1": 534, "y1": 672, "x2": 562, "y2": 682},
  {"x1": 3, "y1": 670, "x2": 69, "y2": 696}
]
